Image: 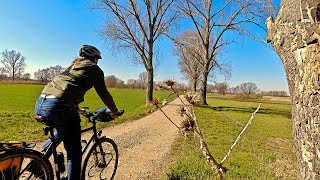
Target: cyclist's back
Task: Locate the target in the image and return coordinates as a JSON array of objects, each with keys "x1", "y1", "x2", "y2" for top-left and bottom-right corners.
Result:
[
  {"x1": 34, "y1": 44, "x2": 121, "y2": 180},
  {"x1": 42, "y1": 59, "x2": 117, "y2": 112}
]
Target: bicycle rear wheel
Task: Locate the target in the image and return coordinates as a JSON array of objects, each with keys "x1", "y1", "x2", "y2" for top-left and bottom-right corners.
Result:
[
  {"x1": 81, "y1": 137, "x2": 118, "y2": 180},
  {"x1": 0, "y1": 148, "x2": 53, "y2": 180}
]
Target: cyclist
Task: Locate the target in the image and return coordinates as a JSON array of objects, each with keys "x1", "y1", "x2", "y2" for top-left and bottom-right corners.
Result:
[{"x1": 34, "y1": 44, "x2": 121, "y2": 180}]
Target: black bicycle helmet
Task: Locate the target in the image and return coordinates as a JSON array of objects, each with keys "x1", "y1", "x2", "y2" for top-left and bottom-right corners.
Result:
[{"x1": 79, "y1": 44, "x2": 102, "y2": 59}]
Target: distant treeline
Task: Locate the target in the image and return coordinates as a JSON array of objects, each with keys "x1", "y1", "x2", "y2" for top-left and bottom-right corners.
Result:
[
  {"x1": 207, "y1": 82, "x2": 289, "y2": 98},
  {"x1": 0, "y1": 72, "x2": 189, "y2": 92}
]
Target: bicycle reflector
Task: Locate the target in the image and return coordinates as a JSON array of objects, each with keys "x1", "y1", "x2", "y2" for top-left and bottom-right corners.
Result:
[
  {"x1": 35, "y1": 115, "x2": 43, "y2": 122},
  {"x1": 34, "y1": 115, "x2": 51, "y2": 125}
]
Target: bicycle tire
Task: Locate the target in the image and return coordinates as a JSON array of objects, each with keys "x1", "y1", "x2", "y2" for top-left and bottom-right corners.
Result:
[
  {"x1": 0, "y1": 148, "x2": 54, "y2": 180},
  {"x1": 81, "y1": 137, "x2": 118, "y2": 180}
]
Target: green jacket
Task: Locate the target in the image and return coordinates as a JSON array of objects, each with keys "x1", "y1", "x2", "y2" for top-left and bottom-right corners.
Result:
[{"x1": 42, "y1": 58, "x2": 118, "y2": 112}]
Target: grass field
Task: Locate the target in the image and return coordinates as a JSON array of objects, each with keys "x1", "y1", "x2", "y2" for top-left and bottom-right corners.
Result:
[
  {"x1": 0, "y1": 84, "x2": 176, "y2": 142},
  {"x1": 166, "y1": 94, "x2": 298, "y2": 179},
  {"x1": 0, "y1": 84, "x2": 298, "y2": 179}
]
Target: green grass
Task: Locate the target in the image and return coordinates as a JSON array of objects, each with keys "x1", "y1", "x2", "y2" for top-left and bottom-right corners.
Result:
[
  {"x1": 0, "y1": 84, "x2": 176, "y2": 142},
  {"x1": 166, "y1": 94, "x2": 297, "y2": 179},
  {"x1": 0, "y1": 85, "x2": 297, "y2": 178}
]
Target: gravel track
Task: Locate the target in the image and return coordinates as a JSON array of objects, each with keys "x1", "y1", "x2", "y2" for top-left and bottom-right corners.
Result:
[{"x1": 35, "y1": 97, "x2": 184, "y2": 179}]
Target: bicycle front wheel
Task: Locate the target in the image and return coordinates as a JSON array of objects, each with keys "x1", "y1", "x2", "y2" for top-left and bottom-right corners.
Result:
[
  {"x1": 81, "y1": 137, "x2": 118, "y2": 180},
  {"x1": 0, "y1": 148, "x2": 53, "y2": 180}
]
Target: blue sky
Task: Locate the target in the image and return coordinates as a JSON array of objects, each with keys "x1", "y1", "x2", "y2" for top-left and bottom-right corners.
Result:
[{"x1": 0, "y1": 0, "x2": 288, "y2": 92}]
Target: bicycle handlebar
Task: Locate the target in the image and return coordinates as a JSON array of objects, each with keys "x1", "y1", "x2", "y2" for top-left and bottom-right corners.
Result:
[{"x1": 84, "y1": 108, "x2": 124, "y2": 122}]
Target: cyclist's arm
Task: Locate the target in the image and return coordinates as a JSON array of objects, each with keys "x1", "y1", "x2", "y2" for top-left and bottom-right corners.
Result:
[{"x1": 92, "y1": 68, "x2": 118, "y2": 113}]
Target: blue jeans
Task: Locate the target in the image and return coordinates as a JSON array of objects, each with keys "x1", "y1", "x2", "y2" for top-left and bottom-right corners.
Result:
[{"x1": 34, "y1": 95, "x2": 81, "y2": 180}]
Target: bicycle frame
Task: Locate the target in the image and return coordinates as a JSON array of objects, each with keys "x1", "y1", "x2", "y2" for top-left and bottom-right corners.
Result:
[{"x1": 42, "y1": 117, "x2": 104, "y2": 180}]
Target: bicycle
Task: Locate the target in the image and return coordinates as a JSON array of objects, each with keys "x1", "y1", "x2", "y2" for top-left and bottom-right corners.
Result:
[
  {"x1": 0, "y1": 142, "x2": 53, "y2": 180},
  {"x1": 0, "y1": 107, "x2": 124, "y2": 180}
]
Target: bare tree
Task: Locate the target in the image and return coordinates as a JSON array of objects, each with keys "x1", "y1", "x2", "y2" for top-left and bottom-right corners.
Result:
[
  {"x1": 48, "y1": 65, "x2": 63, "y2": 81},
  {"x1": 138, "y1": 72, "x2": 148, "y2": 89},
  {"x1": 105, "y1": 75, "x2": 125, "y2": 88},
  {"x1": 0, "y1": 67, "x2": 8, "y2": 80},
  {"x1": 266, "y1": 0, "x2": 320, "y2": 178},
  {"x1": 238, "y1": 82, "x2": 259, "y2": 95},
  {"x1": 34, "y1": 68, "x2": 50, "y2": 82},
  {"x1": 93, "y1": 0, "x2": 178, "y2": 103},
  {"x1": 0, "y1": 50, "x2": 27, "y2": 81},
  {"x1": 173, "y1": 30, "x2": 202, "y2": 93},
  {"x1": 105, "y1": 75, "x2": 118, "y2": 88},
  {"x1": 33, "y1": 65, "x2": 63, "y2": 82},
  {"x1": 215, "y1": 82, "x2": 229, "y2": 95},
  {"x1": 177, "y1": 0, "x2": 275, "y2": 104},
  {"x1": 228, "y1": 86, "x2": 241, "y2": 95},
  {"x1": 22, "y1": 73, "x2": 31, "y2": 80},
  {"x1": 127, "y1": 79, "x2": 139, "y2": 89}
]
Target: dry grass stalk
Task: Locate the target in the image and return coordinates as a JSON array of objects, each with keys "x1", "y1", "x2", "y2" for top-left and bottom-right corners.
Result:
[
  {"x1": 156, "y1": 84, "x2": 170, "y2": 90},
  {"x1": 150, "y1": 98, "x2": 160, "y2": 106},
  {"x1": 180, "y1": 116, "x2": 195, "y2": 132},
  {"x1": 184, "y1": 92, "x2": 201, "y2": 105},
  {"x1": 164, "y1": 80, "x2": 175, "y2": 87},
  {"x1": 193, "y1": 128, "x2": 227, "y2": 178},
  {"x1": 155, "y1": 80, "x2": 263, "y2": 179},
  {"x1": 155, "y1": 80, "x2": 226, "y2": 179},
  {"x1": 162, "y1": 99, "x2": 168, "y2": 106},
  {"x1": 220, "y1": 103, "x2": 261, "y2": 164},
  {"x1": 177, "y1": 106, "x2": 186, "y2": 117},
  {"x1": 179, "y1": 98, "x2": 226, "y2": 179}
]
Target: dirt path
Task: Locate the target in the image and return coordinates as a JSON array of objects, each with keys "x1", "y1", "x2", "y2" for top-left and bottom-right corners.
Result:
[
  {"x1": 36, "y1": 97, "x2": 184, "y2": 179},
  {"x1": 101, "y1": 98, "x2": 183, "y2": 179}
]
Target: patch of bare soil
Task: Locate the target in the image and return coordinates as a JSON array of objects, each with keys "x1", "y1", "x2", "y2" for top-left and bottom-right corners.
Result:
[{"x1": 35, "y1": 97, "x2": 184, "y2": 179}]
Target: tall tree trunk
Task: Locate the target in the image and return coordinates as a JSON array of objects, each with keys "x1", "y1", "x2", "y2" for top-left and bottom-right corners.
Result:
[
  {"x1": 146, "y1": 67, "x2": 154, "y2": 104},
  {"x1": 200, "y1": 70, "x2": 208, "y2": 105},
  {"x1": 12, "y1": 68, "x2": 15, "y2": 81},
  {"x1": 191, "y1": 78, "x2": 197, "y2": 93},
  {"x1": 145, "y1": 40, "x2": 154, "y2": 104},
  {"x1": 267, "y1": 1, "x2": 320, "y2": 178}
]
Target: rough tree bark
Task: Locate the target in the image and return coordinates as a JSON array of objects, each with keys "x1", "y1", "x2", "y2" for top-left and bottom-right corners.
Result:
[
  {"x1": 146, "y1": 67, "x2": 154, "y2": 104},
  {"x1": 266, "y1": 0, "x2": 320, "y2": 179},
  {"x1": 200, "y1": 69, "x2": 209, "y2": 105}
]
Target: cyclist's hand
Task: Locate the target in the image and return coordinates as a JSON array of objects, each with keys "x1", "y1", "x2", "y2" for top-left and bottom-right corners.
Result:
[
  {"x1": 111, "y1": 112, "x2": 119, "y2": 119},
  {"x1": 111, "y1": 110, "x2": 124, "y2": 119},
  {"x1": 78, "y1": 108, "x2": 87, "y2": 115}
]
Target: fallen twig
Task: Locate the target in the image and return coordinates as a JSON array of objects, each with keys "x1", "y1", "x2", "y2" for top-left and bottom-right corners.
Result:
[
  {"x1": 156, "y1": 81, "x2": 227, "y2": 179},
  {"x1": 220, "y1": 103, "x2": 261, "y2": 164}
]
